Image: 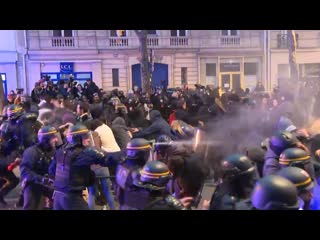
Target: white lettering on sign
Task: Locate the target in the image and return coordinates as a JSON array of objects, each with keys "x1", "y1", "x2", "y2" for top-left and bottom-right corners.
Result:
[
  {"x1": 61, "y1": 65, "x2": 71, "y2": 70},
  {"x1": 60, "y1": 63, "x2": 73, "y2": 73}
]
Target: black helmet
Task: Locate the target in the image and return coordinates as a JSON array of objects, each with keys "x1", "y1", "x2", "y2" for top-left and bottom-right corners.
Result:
[
  {"x1": 251, "y1": 175, "x2": 299, "y2": 210},
  {"x1": 126, "y1": 138, "x2": 151, "y2": 166},
  {"x1": 38, "y1": 125, "x2": 61, "y2": 147},
  {"x1": 171, "y1": 120, "x2": 195, "y2": 140},
  {"x1": 134, "y1": 160, "x2": 172, "y2": 191},
  {"x1": 7, "y1": 104, "x2": 24, "y2": 120},
  {"x1": 279, "y1": 147, "x2": 311, "y2": 168},
  {"x1": 154, "y1": 134, "x2": 172, "y2": 153},
  {"x1": 279, "y1": 147, "x2": 315, "y2": 179},
  {"x1": 66, "y1": 124, "x2": 91, "y2": 145},
  {"x1": 221, "y1": 154, "x2": 256, "y2": 179},
  {"x1": 277, "y1": 167, "x2": 314, "y2": 194},
  {"x1": 269, "y1": 131, "x2": 299, "y2": 155}
]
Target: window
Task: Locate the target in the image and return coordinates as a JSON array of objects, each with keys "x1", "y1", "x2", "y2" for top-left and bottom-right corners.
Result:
[
  {"x1": 110, "y1": 30, "x2": 126, "y2": 37},
  {"x1": 60, "y1": 73, "x2": 72, "y2": 80},
  {"x1": 220, "y1": 62, "x2": 240, "y2": 72},
  {"x1": 206, "y1": 63, "x2": 216, "y2": 76},
  {"x1": 147, "y1": 30, "x2": 157, "y2": 35},
  {"x1": 221, "y1": 30, "x2": 239, "y2": 36},
  {"x1": 277, "y1": 32, "x2": 299, "y2": 48},
  {"x1": 244, "y1": 63, "x2": 257, "y2": 75},
  {"x1": 112, "y1": 69, "x2": 119, "y2": 87},
  {"x1": 53, "y1": 30, "x2": 62, "y2": 37},
  {"x1": 74, "y1": 72, "x2": 93, "y2": 85},
  {"x1": 75, "y1": 73, "x2": 92, "y2": 79},
  {"x1": 300, "y1": 63, "x2": 320, "y2": 78},
  {"x1": 171, "y1": 30, "x2": 187, "y2": 37},
  {"x1": 41, "y1": 72, "x2": 92, "y2": 86},
  {"x1": 181, "y1": 67, "x2": 187, "y2": 85},
  {"x1": 206, "y1": 64, "x2": 216, "y2": 85},
  {"x1": 41, "y1": 73, "x2": 59, "y2": 81},
  {"x1": 53, "y1": 30, "x2": 73, "y2": 37},
  {"x1": 0, "y1": 73, "x2": 7, "y2": 97}
]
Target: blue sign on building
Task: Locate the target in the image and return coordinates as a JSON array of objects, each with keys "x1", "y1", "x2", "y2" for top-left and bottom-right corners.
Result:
[{"x1": 60, "y1": 62, "x2": 74, "y2": 74}]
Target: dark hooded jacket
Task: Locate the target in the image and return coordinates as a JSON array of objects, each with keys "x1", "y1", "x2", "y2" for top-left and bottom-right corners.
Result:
[
  {"x1": 133, "y1": 110, "x2": 173, "y2": 140},
  {"x1": 111, "y1": 117, "x2": 131, "y2": 151}
]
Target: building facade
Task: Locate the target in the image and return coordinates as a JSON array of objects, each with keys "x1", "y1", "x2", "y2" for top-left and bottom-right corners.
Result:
[
  {"x1": 0, "y1": 30, "x2": 27, "y2": 96},
  {"x1": 269, "y1": 30, "x2": 320, "y2": 90},
  {"x1": 0, "y1": 30, "x2": 315, "y2": 95}
]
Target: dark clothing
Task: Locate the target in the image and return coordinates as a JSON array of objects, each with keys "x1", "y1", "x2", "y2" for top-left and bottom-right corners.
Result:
[
  {"x1": 86, "y1": 82, "x2": 100, "y2": 103},
  {"x1": 175, "y1": 109, "x2": 199, "y2": 126},
  {"x1": 145, "y1": 195, "x2": 187, "y2": 210},
  {"x1": 53, "y1": 191, "x2": 89, "y2": 210},
  {"x1": 263, "y1": 148, "x2": 280, "y2": 177},
  {"x1": 49, "y1": 143, "x2": 121, "y2": 210},
  {"x1": 49, "y1": 143, "x2": 121, "y2": 194},
  {"x1": 20, "y1": 144, "x2": 54, "y2": 184},
  {"x1": 209, "y1": 184, "x2": 253, "y2": 210},
  {"x1": 20, "y1": 143, "x2": 55, "y2": 210},
  {"x1": 19, "y1": 114, "x2": 42, "y2": 150},
  {"x1": 210, "y1": 187, "x2": 238, "y2": 210},
  {"x1": 0, "y1": 170, "x2": 19, "y2": 201},
  {"x1": 133, "y1": 110, "x2": 173, "y2": 140},
  {"x1": 127, "y1": 106, "x2": 148, "y2": 128},
  {"x1": 111, "y1": 117, "x2": 131, "y2": 151},
  {"x1": 23, "y1": 184, "x2": 51, "y2": 210},
  {"x1": 77, "y1": 113, "x2": 91, "y2": 124},
  {"x1": 115, "y1": 162, "x2": 142, "y2": 209}
]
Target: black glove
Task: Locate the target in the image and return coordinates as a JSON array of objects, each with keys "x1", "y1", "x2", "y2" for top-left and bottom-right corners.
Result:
[
  {"x1": 83, "y1": 147, "x2": 105, "y2": 159},
  {"x1": 41, "y1": 174, "x2": 54, "y2": 187},
  {"x1": 102, "y1": 151, "x2": 123, "y2": 167}
]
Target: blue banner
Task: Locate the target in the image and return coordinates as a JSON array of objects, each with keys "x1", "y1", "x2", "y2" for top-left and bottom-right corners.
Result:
[{"x1": 60, "y1": 62, "x2": 74, "y2": 74}]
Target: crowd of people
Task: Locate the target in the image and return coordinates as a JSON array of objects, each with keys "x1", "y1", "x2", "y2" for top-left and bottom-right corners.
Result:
[{"x1": 0, "y1": 76, "x2": 320, "y2": 210}]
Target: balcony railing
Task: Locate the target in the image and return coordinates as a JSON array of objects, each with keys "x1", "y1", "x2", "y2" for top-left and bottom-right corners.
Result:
[
  {"x1": 170, "y1": 37, "x2": 189, "y2": 46},
  {"x1": 109, "y1": 37, "x2": 129, "y2": 47},
  {"x1": 220, "y1": 36, "x2": 241, "y2": 46},
  {"x1": 276, "y1": 34, "x2": 299, "y2": 48},
  {"x1": 51, "y1": 37, "x2": 76, "y2": 48},
  {"x1": 28, "y1": 35, "x2": 263, "y2": 50},
  {"x1": 147, "y1": 37, "x2": 159, "y2": 47}
]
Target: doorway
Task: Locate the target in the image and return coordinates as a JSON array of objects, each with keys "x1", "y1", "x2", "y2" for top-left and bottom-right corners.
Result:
[{"x1": 219, "y1": 72, "x2": 242, "y2": 91}]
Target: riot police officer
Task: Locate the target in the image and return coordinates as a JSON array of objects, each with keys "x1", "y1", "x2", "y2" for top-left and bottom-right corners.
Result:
[
  {"x1": 279, "y1": 147, "x2": 315, "y2": 180},
  {"x1": 49, "y1": 124, "x2": 121, "y2": 210},
  {"x1": 133, "y1": 160, "x2": 187, "y2": 210},
  {"x1": 115, "y1": 138, "x2": 151, "y2": 210},
  {"x1": 170, "y1": 120, "x2": 195, "y2": 140},
  {"x1": 169, "y1": 120, "x2": 196, "y2": 156},
  {"x1": 277, "y1": 167, "x2": 314, "y2": 210},
  {"x1": 251, "y1": 175, "x2": 299, "y2": 210},
  {"x1": 263, "y1": 131, "x2": 303, "y2": 176},
  {"x1": 154, "y1": 134, "x2": 173, "y2": 164},
  {"x1": 20, "y1": 125, "x2": 62, "y2": 210},
  {"x1": 4, "y1": 105, "x2": 25, "y2": 155},
  {"x1": 0, "y1": 121, "x2": 20, "y2": 206},
  {"x1": 6, "y1": 104, "x2": 42, "y2": 154},
  {"x1": 209, "y1": 154, "x2": 257, "y2": 210}
]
